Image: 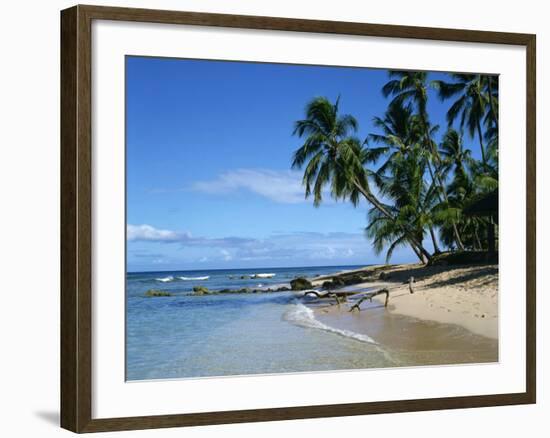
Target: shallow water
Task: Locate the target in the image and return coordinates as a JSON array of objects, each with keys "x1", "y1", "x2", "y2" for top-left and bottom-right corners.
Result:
[
  {"x1": 126, "y1": 265, "x2": 497, "y2": 381},
  {"x1": 126, "y1": 265, "x2": 398, "y2": 380}
]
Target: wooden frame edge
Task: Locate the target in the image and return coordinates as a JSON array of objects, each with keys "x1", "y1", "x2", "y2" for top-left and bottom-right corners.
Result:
[{"x1": 60, "y1": 4, "x2": 536, "y2": 433}]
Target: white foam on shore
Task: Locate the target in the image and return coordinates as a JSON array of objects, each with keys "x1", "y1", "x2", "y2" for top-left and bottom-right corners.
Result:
[
  {"x1": 283, "y1": 302, "x2": 378, "y2": 345},
  {"x1": 178, "y1": 276, "x2": 209, "y2": 281},
  {"x1": 155, "y1": 276, "x2": 174, "y2": 282}
]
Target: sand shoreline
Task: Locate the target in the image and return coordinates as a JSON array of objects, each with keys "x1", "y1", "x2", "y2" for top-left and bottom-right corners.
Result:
[{"x1": 302, "y1": 262, "x2": 498, "y2": 365}]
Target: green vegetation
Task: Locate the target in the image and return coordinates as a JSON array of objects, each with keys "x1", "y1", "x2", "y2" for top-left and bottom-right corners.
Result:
[
  {"x1": 428, "y1": 250, "x2": 498, "y2": 266},
  {"x1": 292, "y1": 71, "x2": 498, "y2": 264},
  {"x1": 144, "y1": 289, "x2": 172, "y2": 297}
]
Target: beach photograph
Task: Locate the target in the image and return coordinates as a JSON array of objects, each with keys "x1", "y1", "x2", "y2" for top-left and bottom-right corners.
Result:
[{"x1": 125, "y1": 57, "x2": 499, "y2": 381}]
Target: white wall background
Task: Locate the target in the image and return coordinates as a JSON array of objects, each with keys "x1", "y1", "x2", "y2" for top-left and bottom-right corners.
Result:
[{"x1": 0, "y1": 0, "x2": 546, "y2": 437}]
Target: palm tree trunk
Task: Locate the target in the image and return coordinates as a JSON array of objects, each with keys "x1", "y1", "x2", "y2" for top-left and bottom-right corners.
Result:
[
  {"x1": 409, "y1": 241, "x2": 427, "y2": 264},
  {"x1": 474, "y1": 226, "x2": 483, "y2": 250},
  {"x1": 409, "y1": 241, "x2": 423, "y2": 262},
  {"x1": 487, "y1": 216, "x2": 496, "y2": 255},
  {"x1": 348, "y1": 175, "x2": 432, "y2": 262},
  {"x1": 420, "y1": 115, "x2": 466, "y2": 251},
  {"x1": 476, "y1": 120, "x2": 487, "y2": 165},
  {"x1": 429, "y1": 226, "x2": 441, "y2": 253}
]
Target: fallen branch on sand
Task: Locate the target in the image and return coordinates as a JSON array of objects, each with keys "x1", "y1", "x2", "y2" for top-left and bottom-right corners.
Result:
[
  {"x1": 349, "y1": 288, "x2": 390, "y2": 311},
  {"x1": 302, "y1": 290, "x2": 357, "y2": 299},
  {"x1": 349, "y1": 276, "x2": 416, "y2": 311},
  {"x1": 302, "y1": 276, "x2": 415, "y2": 312}
]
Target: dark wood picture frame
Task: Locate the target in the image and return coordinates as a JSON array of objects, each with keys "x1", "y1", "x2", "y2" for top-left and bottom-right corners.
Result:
[{"x1": 61, "y1": 4, "x2": 536, "y2": 433}]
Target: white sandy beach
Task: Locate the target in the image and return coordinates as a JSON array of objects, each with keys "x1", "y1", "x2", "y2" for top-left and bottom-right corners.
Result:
[
  {"x1": 305, "y1": 263, "x2": 499, "y2": 366},
  {"x1": 311, "y1": 263, "x2": 498, "y2": 339}
]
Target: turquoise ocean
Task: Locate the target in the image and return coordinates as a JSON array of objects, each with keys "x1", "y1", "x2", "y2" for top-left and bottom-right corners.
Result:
[{"x1": 126, "y1": 265, "x2": 395, "y2": 380}]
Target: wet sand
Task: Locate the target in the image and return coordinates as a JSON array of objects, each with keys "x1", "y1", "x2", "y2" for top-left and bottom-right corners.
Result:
[{"x1": 313, "y1": 300, "x2": 498, "y2": 366}]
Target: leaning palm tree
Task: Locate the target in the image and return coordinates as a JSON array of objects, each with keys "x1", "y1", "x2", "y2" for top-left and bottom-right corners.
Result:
[
  {"x1": 367, "y1": 143, "x2": 438, "y2": 263},
  {"x1": 368, "y1": 102, "x2": 441, "y2": 254},
  {"x1": 292, "y1": 96, "x2": 432, "y2": 262},
  {"x1": 382, "y1": 71, "x2": 465, "y2": 250}
]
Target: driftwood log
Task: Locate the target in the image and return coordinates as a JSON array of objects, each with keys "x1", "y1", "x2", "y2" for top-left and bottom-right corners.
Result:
[
  {"x1": 302, "y1": 290, "x2": 357, "y2": 299},
  {"x1": 349, "y1": 288, "x2": 389, "y2": 312},
  {"x1": 303, "y1": 277, "x2": 416, "y2": 312}
]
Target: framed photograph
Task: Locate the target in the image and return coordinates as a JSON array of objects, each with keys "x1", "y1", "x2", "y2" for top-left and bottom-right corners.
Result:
[{"x1": 60, "y1": 4, "x2": 536, "y2": 433}]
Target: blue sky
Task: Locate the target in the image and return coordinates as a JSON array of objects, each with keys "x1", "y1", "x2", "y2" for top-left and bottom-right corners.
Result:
[{"x1": 126, "y1": 56, "x2": 481, "y2": 272}]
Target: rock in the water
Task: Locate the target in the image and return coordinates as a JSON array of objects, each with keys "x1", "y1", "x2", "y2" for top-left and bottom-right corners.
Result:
[
  {"x1": 144, "y1": 289, "x2": 172, "y2": 297},
  {"x1": 192, "y1": 286, "x2": 210, "y2": 295},
  {"x1": 290, "y1": 277, "x2": 313, "y2": 291}
]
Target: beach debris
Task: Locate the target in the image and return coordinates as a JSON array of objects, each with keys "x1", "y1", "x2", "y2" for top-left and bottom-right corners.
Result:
[
  {"x1": 290, "y1": 277, "x2": 313, "y2": 291},
  {"x1": 409, "y1": 276, "x2": 415, "y2": 294},
  {"x1": 144, "y1": 289, "x2": 172, "y2": 297},
  {"x1": 349, "y1": 288, "x2": 390, "y2": 311},
  {"x1": 302, "y1": 290, "x2": 355, "y2": 306}
]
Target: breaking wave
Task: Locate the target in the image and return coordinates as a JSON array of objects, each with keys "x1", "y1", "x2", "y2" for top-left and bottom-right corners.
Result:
[{"x1": 283, "y1": 302, "x2": 377, "y2": 345}]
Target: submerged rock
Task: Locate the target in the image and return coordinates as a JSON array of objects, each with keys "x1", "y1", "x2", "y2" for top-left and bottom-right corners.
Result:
[
  {"x1": 192, "y1": 286, "x2": 210, "y2": 295},
  {"x1": 144, "y1": 289, "x2": 172, "y2": 297},
  {"x1": 215, "y1": 288, "x2": 251, "y2": 294}
]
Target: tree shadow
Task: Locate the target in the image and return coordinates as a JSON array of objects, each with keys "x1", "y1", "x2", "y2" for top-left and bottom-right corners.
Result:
[{"x1": 377, "y1": 264, "x2": 498, "y2": 289}]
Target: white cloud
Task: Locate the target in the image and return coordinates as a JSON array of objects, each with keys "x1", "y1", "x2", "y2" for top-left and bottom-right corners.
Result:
[
  {"x1": 127, "y1": 224, "x2": 185, "y2": 242},
  {"x1": 220, "y1": 249, "x2": 233, "y2": 261},
  {"x1": 343, "y1": 248, "x2": 355, "y2": 257},
  {"x1": 126, "y1": 225, "x2": 410, "y2": 268},
  {"x1": 127, "y1": 224, "x2": 255, "y2": 247},
  {"x1": 191, "y1": 169, "x2": 307, "y2": 204}
]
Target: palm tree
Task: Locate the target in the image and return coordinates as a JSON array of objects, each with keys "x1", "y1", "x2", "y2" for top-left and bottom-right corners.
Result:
[
  {"x1": 484, "y1": 75, "x2": 499, "y2": 130},
  {"x1": 432, "y1": 74, "x2": 492, "y2": 165},
  {"x1": 367, "y1": 143, "x2": 438, "y2": 263},
  {"x1": 382, "y1": 71, "x2": 465, "y2": 250},
  {"x1": 437, "y1": 129, "x2": 494, "y2": 251},
  {"x1": 439, "y1": 129, "x2": 471, "y2": 183},
  {"x1": 292, "y1": 96, "x2": 433, "y2": 262},
  {"x1": 368, "y1": 102, "x2": 441, "y2": 254}
]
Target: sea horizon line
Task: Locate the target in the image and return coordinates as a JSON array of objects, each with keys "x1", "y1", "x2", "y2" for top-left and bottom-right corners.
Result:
[{"x1": 126, "y1": 263, "x2": 373, "y2": 275}]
